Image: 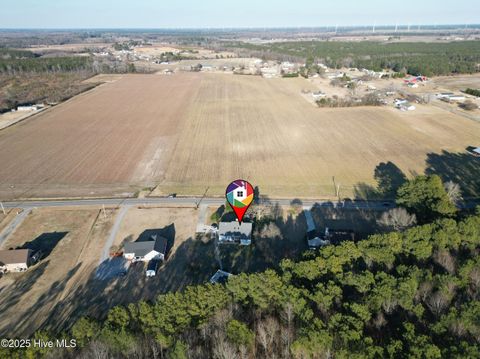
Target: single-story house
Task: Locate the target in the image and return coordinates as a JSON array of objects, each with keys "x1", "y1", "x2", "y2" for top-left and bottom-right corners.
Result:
[
  {"x1": 436, "y1": 93, "x2": 466, "y2": 102},
  {"x1": 312, "y1": 91, "x2": 327, "y2": 100},
  {"x1": 123, "y1": 235, "x2": 168, "y2": 262},
  {"x1": 218, "y1": 222, "x2": 252, "y2": 245},
  {"x1": 397, "y1": 102, "x2": 416, "y2": 111},
  {"x1": 436, "y1": 92, "x2": 455, "y2": 99},
  {"x1": 0, "y1": 249, "x2": 32, "y2": 273}
]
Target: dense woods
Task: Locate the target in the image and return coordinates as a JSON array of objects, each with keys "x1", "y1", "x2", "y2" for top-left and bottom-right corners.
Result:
[
  {"x1": 231, "y1": 41, "x2": 480, "y2": 76},
  {"x1": 3, "y1": 176, "x2": 479, "y2": 358},
  {"x1": 0, "y1": 48, "x2": 137, "y2": 113}
]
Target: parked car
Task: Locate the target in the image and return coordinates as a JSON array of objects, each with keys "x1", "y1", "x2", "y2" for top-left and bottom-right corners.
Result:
[{"x1": 146, "y1": 260, "x2": 159, "y2": 277}]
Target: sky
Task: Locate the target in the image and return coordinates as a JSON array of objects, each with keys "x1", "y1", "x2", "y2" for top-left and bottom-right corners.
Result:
[{"x1": 1, "y1": 0, "x2": 478, "y2": 29}]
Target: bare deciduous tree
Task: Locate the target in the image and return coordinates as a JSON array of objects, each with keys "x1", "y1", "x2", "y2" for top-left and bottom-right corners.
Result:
[
  {"x1": 444, "y1": 181, "x2": 462, "y2": 206},
  {"x1": 379, "y1": 208, "x2": 416, "y2": 231},
  {"x1": 426, "y1": 291, "x2": 449, "y2": 316},
  {"x1": 85, "y1": 341, "x2": 110, "y2": 359},
  {"x1": 213, "y1": 336, "x2": 238, "y2": 359},
  {"x1": 372, "y1": 311, "x2": 387, "y2": 329},
  {"x1": 433, "y1": 249, "x2": 456, "y2": 274},
  {"x1": 257, "y1": 317, "x2": 280, "y2": 358}
]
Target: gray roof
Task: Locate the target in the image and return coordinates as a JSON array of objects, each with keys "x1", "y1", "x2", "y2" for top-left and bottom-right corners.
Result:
[
  {"x1": 124, "y1": 235, "x2": 168, "y2": 257},
  {"x1": 0, "y1": 249, "x2": 31, "y2": 265},
  {"x1": 219, "y1": 222, "x2": 252, "y2": 238}
]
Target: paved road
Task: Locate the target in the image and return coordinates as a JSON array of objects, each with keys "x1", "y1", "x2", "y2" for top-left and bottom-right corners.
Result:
[
  {"x1": 0, "y1": 208, "x2": 32, "y2": 248},
  {"x1": 1, "y1": 197, "x2": 395, "y2": 210},
  {"x1": 0, "y1": 196, "x2": 478, "y2": 212}
]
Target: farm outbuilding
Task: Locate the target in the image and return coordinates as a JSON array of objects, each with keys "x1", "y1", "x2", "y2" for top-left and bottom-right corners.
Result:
[{"x1": 0, "y1": 249, "x2": 32, "y2": 273}]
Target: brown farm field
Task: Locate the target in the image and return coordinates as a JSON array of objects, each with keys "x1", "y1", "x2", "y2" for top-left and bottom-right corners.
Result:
[{"x1": 0, "y1": 73, "x2": 480, "y2": 199}]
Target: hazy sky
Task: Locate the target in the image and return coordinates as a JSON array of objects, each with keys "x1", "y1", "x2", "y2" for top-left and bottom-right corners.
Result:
[{"x1": 1, "y1": 0, "x2": 478, "y2": 28}]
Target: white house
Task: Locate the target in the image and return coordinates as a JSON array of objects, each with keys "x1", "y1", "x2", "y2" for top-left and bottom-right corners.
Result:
[
  {"x1": 123, "y1": 235, "x2": 168, "y2": 262},
  {"x1": 312, "y1": 91, "x2": 327, "y2": 100},
  {"x1": 397, "y1": 102, "x2": 416, "y2": 111},
  {"x1": 17, "y1": 105, "x2": 42, "y2": 112},
  {"x1": 218, "y1": 222, "x2": 252, "y2": 245},
  {"x1": 0, "y1": 249, "x2": 32, "y2": 273},
  {"x1": 436, "y1": 92, "x2": 454, "y2": 99},
  {"x1": 436, "y1": 93, "x2": 465, "y2": 102}
]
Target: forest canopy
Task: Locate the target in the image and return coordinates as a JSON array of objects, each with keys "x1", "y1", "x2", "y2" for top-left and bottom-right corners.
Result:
[
  {"x1": 6, "y1": 206, "x2": 479, "y2": 358},
  {"x1": 229, "y1": 40, "x2": 480, "y2": 76}
]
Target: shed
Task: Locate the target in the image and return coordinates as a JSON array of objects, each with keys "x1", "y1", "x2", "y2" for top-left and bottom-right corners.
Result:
[{"x1": 0, "y1": 249, "x2": 32, "y2": 273}]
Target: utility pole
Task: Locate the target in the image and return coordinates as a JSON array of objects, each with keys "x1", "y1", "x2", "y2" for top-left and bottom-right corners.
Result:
[
  {"x1": 332, "y1": 176, "x2": 337, "y2": 197},
  {"x1": 196, "y1": 187, "x2": 209, "y2": 209},
  {"x1": 102, "y1": 204, "x2": 107, "y2": 219},
  {"x1": 0, "y1": 202, "x2": 5, "y2": 215}
]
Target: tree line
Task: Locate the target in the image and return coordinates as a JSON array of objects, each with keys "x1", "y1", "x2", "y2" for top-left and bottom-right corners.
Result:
[
  {"x1": 229, "y1": 41, "x2": 480, "y2": 77},
  {"x1": 0, "y1": 56, "x2": 93, "y2": 74},
  {"x1": 2, "y1": 175, "x2": 480, "y2": 358}
]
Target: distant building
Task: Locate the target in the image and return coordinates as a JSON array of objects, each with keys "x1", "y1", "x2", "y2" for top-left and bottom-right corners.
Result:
[
  {"x1": 436, "y1": 92, "x2": 455, "y2": 98},
  {"x1": 218, "y1": 222, "x2": 252, "y2": 245},
  {"x1": 281, "y1": 61, "x2": 296, "y2": 74},
  {"x1": 17, "y1": 105, "x2": 42, "y2": 112},
  {"x1": 312, "y1": 91, "x2": 327, "y2": 100},
  {"x1": 436, "y1": 93, "x2": 465, "y2": 102},
  {"x1": 123, "y1": 235, "x2": 168, "y2": 262},
  {"x1": 397, "y1": 102, "x2": 416, "y2": 111},
  {"x1": 0, "y1": 249, "x2": 32, "y2": 273},
  {"x1": 260, "y1": 66, "x2": 279, "y2": 78}
]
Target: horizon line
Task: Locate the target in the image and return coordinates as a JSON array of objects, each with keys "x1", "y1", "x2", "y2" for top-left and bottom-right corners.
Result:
[{"x1": 1, "y1": 24, "x2": 480, "y2": 31}]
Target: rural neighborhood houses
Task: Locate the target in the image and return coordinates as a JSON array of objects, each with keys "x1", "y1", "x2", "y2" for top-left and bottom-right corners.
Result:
[
  {"x1": 218, "y1": 221, "x2": 252, "y2": 245},
  {"x1": 0, "y1": 249, "x2": 32, "y2": 273},
  {"x1": 123, "y1": 235, "x2": 168, "y2": 262}
]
